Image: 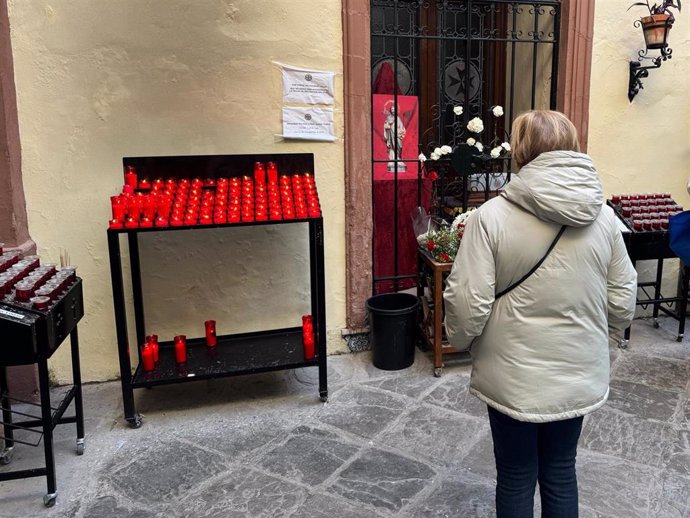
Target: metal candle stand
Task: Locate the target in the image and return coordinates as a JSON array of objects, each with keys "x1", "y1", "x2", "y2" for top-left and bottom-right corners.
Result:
[
  {"x1": 0, "y1": 274, "x2": 85, "y2": 507},
  {"x1": 107, "y1": 153, "x2": 328, "y2": 429},
  {"x1": 608, "y1": 197, "x2": 689, "y2": 346}
]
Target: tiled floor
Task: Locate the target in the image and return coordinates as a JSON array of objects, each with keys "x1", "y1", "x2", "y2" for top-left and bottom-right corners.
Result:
[{"x1": 0, "y1": 318, "x2": 689, "y2": 517}]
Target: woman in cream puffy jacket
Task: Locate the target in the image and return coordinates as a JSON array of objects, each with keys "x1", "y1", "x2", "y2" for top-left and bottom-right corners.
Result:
[{"x1": 443, "y1": 111, "x2": 637, "y2": 518}]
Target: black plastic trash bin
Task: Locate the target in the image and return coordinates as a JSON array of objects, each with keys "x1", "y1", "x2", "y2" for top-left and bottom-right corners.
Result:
[{"x1": 366, "y1": 293, "x2": 419, "y2": 370}]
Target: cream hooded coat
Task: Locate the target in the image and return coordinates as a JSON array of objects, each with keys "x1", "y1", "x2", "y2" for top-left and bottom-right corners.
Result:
[{"x1": 443, "y1": 151, "x2": 637, "y2": 423}]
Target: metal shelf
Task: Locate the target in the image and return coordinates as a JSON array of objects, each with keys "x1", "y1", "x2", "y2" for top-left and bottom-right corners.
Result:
[{"x1": 131, "y1": 328, "x2": 318, "y2": 387}]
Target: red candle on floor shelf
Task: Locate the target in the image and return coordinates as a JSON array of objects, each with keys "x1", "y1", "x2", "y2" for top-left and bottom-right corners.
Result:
[
  {"x1": 138, "y1": 178, "x2": 151, "y2": 190},
  {"x1": 205, "y1": 320, "x2": 217, "y2": 347},
  {"x1": 254, "y1": 162, "x2": 266, "y2": 185},
  {"x1": 146, "y1": 335, "x2": 159, "y2": 363},
  {"x1": 142, "y1": 343, "x2": 155, "y2": 372},
  {"x1": 125, "y1": 218, "x2": 139, "y2": 229},
  {"x1": 302, "y1": 315, "x2": 315, "y2": 360},
  {"x1": 174, "y1": 335, "x2": 187, "y2": 363},
  {"x1": 109, "y1": 219, "x2": 124, "y2": 229}
]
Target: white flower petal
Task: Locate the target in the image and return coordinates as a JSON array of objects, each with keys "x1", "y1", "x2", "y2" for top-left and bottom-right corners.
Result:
[
  {"x1": 490, "y1": 147, "x2": 502, "y2": 158},
  {"x1": 492, "y1": 105, "x2": 504, "y2": 117},
  {"x1": 440, "y1": 145, "x2": 453, "y2": 155},
  {"x1": 501, "y1": 142, "x2": 511, "y2": 151},
  {"x1": 430, "y1": 152, "x2": 440, "y2": 161},
  {"x1": 467, "y1": 117, "x2": 485, "y2": 133},
  {"x1": 433, "y1": 147, "x2": 442, "y2": 156},
  {"x1": 466, "y1": 138, "x2": 476, "y2": 146},
  {"x1": 453, "y1": 106, "x2": 463, "y2": 116},
  {"x1": 475, "y1": 142, "x2": 484, "y2": 152},
  {"x1": 418, "y1": 153, "x2": 427, "y2": 162}
]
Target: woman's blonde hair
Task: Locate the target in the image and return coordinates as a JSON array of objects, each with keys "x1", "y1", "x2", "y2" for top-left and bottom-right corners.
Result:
[{"x1": 510, "y1": 110, "x2": 580, "y2": 168}]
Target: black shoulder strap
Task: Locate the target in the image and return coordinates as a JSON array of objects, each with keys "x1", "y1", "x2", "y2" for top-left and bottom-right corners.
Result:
[{"x1": 495, "y1": 225, "x2": 567, "y2": 299}]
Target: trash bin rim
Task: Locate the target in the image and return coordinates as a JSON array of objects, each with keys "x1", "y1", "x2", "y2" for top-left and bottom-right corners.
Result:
[{"x1": 366, "y1": 293, "x2": 419, "y2": 315}]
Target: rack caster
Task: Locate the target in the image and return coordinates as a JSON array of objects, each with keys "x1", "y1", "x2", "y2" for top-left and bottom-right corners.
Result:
[
  {"x1": 319, "y1": 392, "x2": 328, "y2": 403},
  {"x1": 433, "y1": 367, "x2": 443, "y2": 377},
  {"x1": 0, "y1": 447, "x2": 13, "y2": 465},
  {"x1": 76, "y1": 438, "x2": 85, "y2": 455},
  {"x1": 126, "y1": 414, "x2": 143, "y2": 429},
  {"x1": 43, "y1": 492, "x2": 57, "y2": 508},
  {"x1": 653, "y1": 319, "x2": 660, "y2": 329},
  {"x1": 677, "y1": 334, "x2": 683, "y2": 343},
  {"x1": 618, "y1": 339, "x2": 629, "y2": 350}
]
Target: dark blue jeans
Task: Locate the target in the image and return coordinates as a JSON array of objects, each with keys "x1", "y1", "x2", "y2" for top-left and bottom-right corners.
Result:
[{"x1": 487, "y1": 406, "x2": 584, "y2": 518}]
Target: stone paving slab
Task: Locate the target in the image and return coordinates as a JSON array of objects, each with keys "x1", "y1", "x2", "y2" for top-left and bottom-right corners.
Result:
[{"x1": 0, "y1": 321, "x2": 689, "y2": 517}]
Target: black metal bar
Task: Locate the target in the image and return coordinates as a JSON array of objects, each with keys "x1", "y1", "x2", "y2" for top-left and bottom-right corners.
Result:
[
  {"x1": 313, "y1": 219, "x2": 328, "y2": 401},
  {"x1": 37, "y1": 359, "x2": 56, "y2": 496},
  {"x1": 652, "y1": 258, "x2": 664, "y2": 320},
  {"x1": 70, "y1": 328, "x2": 85, "y2": 442},
  {"x1": 107, "y1": 230, "x2": 137, "y2": 424},
  {"x1": 678, "y1": 265, "x2": 688, "y2": 340},
  {"x1": 508, "y1": 2, "x2": 518, "y2": 130},
  {"x1": 128, "y1": 232, "x2": 146, "y2": 357},
  {"x1": 49, "y1": 386, "x2": 76, "y2": 429},
  {"x1": 0, "y1": 468, "x2": 47, "y2": 482},
  {"x1": 530, "y1": 4, "x2": 539, "y2": 109},
  {"x1": 393, "y1": 0, "x2": 400, "y2": 292},
  {"x1": 13, "y1": 417, "x2": 77, "y2": 428},
  {"x1": 550, "y1": 5, "x2": 561, "y2": 108},
  {"x1": 0, "y1": 367, "x2": 13, "y2": 450},
  {"x1": 371, "y1": 33, "x2": 558, "y2": 43}
]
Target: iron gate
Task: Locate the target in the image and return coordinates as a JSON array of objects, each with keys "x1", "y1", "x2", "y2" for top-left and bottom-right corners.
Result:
[{"x1": 371, "y1": 0, "x2": 561, "y2": 294}]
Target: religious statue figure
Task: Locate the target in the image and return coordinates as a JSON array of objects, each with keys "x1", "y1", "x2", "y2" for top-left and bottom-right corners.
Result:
[{"x1": 383, "y1": 102, "x2": 407, "y2": 172}]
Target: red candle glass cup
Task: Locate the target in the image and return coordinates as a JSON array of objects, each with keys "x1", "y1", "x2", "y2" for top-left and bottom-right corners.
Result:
[
  {"x1": 174, "y1": 335, "x2": 187, "y2": 364},
  {"x1": 204, "y1": 320, "x2": 217, "y2": 347},
  {"x1": 142, "y1": 343, "x2": 155, "y2": 372}
]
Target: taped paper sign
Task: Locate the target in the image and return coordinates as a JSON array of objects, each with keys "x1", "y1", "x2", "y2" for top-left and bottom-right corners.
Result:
[
  {"x1": 282, "y1": 107, "x2": 335, "y2": 142},
  {"x1": 282, "y1": 64, "x2": 335, "y2": 105}
]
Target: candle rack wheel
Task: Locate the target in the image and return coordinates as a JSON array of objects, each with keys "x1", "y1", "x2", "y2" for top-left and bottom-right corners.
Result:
[
  {"x1": 676, "y1": 334, "x2": 683, "y2": 343},
  {"x1": 43, "y1": 492, "x2": 58, "y2": 508},
  {"x1": 617, "y1": 339, "x2": 629, "y2": 350},
  {"x1": 653, "y1": 319, "x2": 660, "y2": 329},
  {"x1": 0, "y1": 447, "x2": 13, "y2": 465},
  {"x1": 433, "y1": 367, "x2": 443, "y2": 378},
  {"x1": 76, "y1": 438, "x2": 85, "y2": 456},
  {"x1": 127, "y1": 414, "x2": 144, "y2": 429},
  {"x1": 319, "y1": 392, "x2": 328, "y2": 403}
]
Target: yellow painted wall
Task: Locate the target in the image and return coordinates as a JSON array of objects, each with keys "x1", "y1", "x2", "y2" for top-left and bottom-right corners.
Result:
[
  {"x1": 589, "y1": 4, "x2": 690, "y2": 305},
  {"x1": 8, "y1": 1, "x2": 347, "y2": 383},
  {"x1": 590, "y1": 4, "x2": 689, "y2": 202}
]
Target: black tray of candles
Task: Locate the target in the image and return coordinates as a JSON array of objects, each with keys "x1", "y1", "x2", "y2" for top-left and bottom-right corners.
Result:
[
  {"x1": 0, "y1": 248, "x2": 83, "y2": 365},
  {"x1": 607, "y1": 193, "x2": 684, "y2": 260}
]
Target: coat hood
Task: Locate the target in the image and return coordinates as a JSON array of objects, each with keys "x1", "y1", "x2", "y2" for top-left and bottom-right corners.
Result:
[{"x1": 503, "y1": 150, "x2": 603, "y2": 227}]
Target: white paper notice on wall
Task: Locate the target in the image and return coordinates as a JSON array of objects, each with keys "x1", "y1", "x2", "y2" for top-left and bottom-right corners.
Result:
[
  {"x1": 282, "y1": 107, "x2": 335, "y2": 142},
  {"x1": 281, "y1": 64, "x2": 335, "y2": 105}
]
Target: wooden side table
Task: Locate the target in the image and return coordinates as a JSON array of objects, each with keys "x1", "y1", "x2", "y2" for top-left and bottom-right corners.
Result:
[{"x1": 417, "y1": 248, "x2": 464, "y2": 376}]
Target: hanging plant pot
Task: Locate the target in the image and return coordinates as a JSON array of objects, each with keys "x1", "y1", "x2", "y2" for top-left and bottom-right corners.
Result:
[{"x1": 641, "y1": 14, "x2": 673, "y2": 49}]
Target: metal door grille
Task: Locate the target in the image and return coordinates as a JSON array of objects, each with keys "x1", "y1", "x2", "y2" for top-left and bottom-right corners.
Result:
[{"x1": 371, "y1": 0, "x2": 561, "y2": 294}]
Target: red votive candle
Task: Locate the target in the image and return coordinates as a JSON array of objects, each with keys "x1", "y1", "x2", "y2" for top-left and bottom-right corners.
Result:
[
  {"x1": 302, "y1": 315, "x2": 315, "y2": 360},
  {"x1": 204, "y1": 320, "x2": 217, "y2": 347},
  {"x1": 155, "y1": 217, "x2": 169, "y2": 227},
  {"x1": 146, "y1": 335, "x2": 159, "y2": 363},
  {"x1": 174, "y1": 335, "x2": 187, "y2": 363},
  {"x1": 142, "y1": 343, "x2": 155, "y2": 372},
  {"x1": 138, "y1": 178, "x2": 151, "y2": 190},
  {"x1": 125, "y1": 218, "x2": 139, "y2": 229},
  {"x1": 125, "y1": 168, "x2": 138, "y2": 188},
  {"x1": 30, "y1": 296, "x2": 51, "y2": 311},
  {"x1": 109, "y1": 219, "x2": 124, "y2": 229},
  {"x1": 139, "y1": 217, "x2": 153, "y2": 228}
]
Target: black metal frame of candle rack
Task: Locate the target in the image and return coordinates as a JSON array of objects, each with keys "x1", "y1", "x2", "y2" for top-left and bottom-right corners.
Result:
[
  {"x1": 107, "y1": 153, "x2": 327, "y2": 429},
  {"x1": 608, "y1": 201, "x2": 690, "y2": 346},
  {"x1": 0, "y1": 278, "x2": 85, "y2": 507}
]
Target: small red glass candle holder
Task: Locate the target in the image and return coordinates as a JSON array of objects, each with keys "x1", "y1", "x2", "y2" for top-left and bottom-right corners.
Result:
[
  {"x1": 142, "y1": 343, "x2": 155, "y2": 372},
  {"x1": 302, "y1": 315, "x2": 315, "y2": 360},
  {"x1": 174, "y1": 335, "x2": 187, "y2": 364},
  {"x1": 125, "y1": 218, "x2": 139, "y2": 229},
  {"x1": 140, "y1": 217, "x2": 153, "y2": 228},
  {"x1": 146, "y1": 335, "x2": 159, "y2": 363},
  {"x1": 109, "y1": 219, "x2": 124, "y2": 229},
  {"x1": 125, "y1": 166, "x2": 137, "y2": 188},
  {"x1": 155, "y1": 217, "x2": 169, "y2": 227},
  {"x1": 138, "y1": 178, "x2": 152, "y2": 190},
  {"x1": 204, "y1": 320, "x2": 217, "y2": 347}
]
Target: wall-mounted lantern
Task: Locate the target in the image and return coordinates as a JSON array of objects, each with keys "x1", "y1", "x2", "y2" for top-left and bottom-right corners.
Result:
[{"x1": 627, "y1": 1, "x2": 681, "y2": 102}]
